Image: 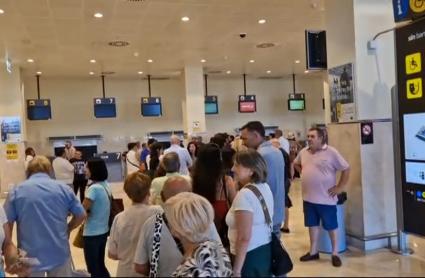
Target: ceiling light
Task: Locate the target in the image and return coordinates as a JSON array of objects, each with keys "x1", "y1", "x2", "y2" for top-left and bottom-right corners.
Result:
[
  {"x1": 133, "y1": 52, "x2": 139, "y2": 57},
  {"x1": 226, "y1": 70, "x2": 231, "y2": 74},
  {"x1": 90, "y1": 59, "x2": 96, "y2": 63},
  {"x1": 138, "y1": 71, "x2": 143, "y2": 75},
  {"x1": 200, "y1": 59, "x2": 206, "y2": 63},
  {"x1": 27, "y1": 59, "x2": 34, "y2": 63},
  {"x1": 249, "y1": 60, "x2": 255, "y2": 63},
  {"x1": 36, "y1": 71, "x2": 42, "y2": 75},
  {"x1": 295, "y1": 60, "x2": 301, "y2": 64},
  {"x1": 94, "y1": 12, "x2": 103, "y2": 18},
  {"x1": 258, "y1": 19, "x2": 266, "y2": 24},
  {"x1": 266, "y1": 70, "x2": 271, "y2": 74},
  {"x1": 147, "y1": 59, "x2": 153, "y2": 63},
  {"x1": 0, "y1": 9, "x2": 4, "y2": 14},
  {"x1": 89, "y1": 72, "x2": 95, "y2": 75},
  {"x1": 181, "y1": 16, "x2": 190, "y2": 22},
  {"x1": 304, "y1": 70, "x2": 309, "y2": 73}
]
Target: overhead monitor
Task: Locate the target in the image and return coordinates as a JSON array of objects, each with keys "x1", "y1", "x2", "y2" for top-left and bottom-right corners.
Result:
[
  {"x1": 288, "y1": 99, "x2": 306, "y2": 111},
  {"x1": 238, "y1": 95, "x2": 256, "y2": 113},
  {"x1": 94, "y1": 97, "x2": 117, "y2": 118},
  {"x1": 141, "y1": 97, "x2": 162, "y2": 117},
  {"x1": 27, "y1": 99, "x2": 52, "y2": 120},
  {"x1": 205, "y1": 96, "x2": 219, "y2": 115}
]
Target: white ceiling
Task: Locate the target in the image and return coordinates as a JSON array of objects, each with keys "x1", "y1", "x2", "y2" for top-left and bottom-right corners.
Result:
[{"x1": 0, "y1": 0, "x2": 326, "y2": 78}]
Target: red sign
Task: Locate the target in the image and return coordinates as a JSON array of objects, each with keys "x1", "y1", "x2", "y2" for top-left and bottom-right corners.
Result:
[{"x1": 239, "y1": 101, "x2": 256, "y2": 113}]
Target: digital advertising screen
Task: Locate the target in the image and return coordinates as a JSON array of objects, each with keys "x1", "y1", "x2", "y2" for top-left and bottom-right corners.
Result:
[
  {"x1": 205, "y1": 96, "x2": 218, "y2": 114},
  {"x1": 238, "y1": 95, "x2": 256, "y2": 113},
  {"x1": 288, "y1": 99, "x2": 306, "y2": 111},
  {"x1": 141, "y1": 97, "x2": 162, "y2": 117},
  {"x1": 406, "y1": 161, "x2": 425, "y2": 185},
  {"x1": 403, "y1": 113, "x2": 425, "y2": 161},
  {"x1": 94, "y1": 98, "x2": 117, "y2": 118},
  {"x1": 27, "y1": 99, "x2": 52, "y2": 120}
]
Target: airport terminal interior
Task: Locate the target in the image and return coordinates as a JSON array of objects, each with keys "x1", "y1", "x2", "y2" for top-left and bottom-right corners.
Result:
[{"x1": 1, "y1": 0, "x2": 425, "y2": 277}]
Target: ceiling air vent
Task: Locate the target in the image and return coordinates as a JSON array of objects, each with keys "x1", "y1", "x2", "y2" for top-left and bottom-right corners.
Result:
[
  {"x1": 256, "y1": 42, "x2": 275, "y2": 49},
  {"x1": 101, "y1": 71, "x2": 115, "y2": 75},
  {"x1": 108, "y1": 41, "x2": 130, "y2": 47},
  {"x1": 258, "y1": 76, "x2": 283, "y2": 80},
  {"x1": 208, "y1": 70, "x2": 223, "y2": 74}
]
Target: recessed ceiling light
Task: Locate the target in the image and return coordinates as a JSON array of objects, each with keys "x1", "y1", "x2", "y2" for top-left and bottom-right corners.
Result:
[
  {"x1": 295, "y1": 60, "x2": 301, "y2": 64},
  {"x1": 249, "y1": 60, "x2": 255, "y2": 63},
  {"x1": 181, "y1": 16, "x2": 190, "y2": 22},
  {"x1": 200, "y1": 59, "x2": 206, "y2": 63},
  {"x1": 90, "y1": 59, "x2": 96, "y2": 63},
  {"x1": 89, "y1": 71, "x2": 95, "y2": 75},
  {"x1": 226, "y1": 70, "x2": 231, "y2": 74},
  {"x1": 36, "y1": 71, "x2": 42, "y2": 75},
  {"x1": 258, "y1": 19, "x2": 266, "y2": 24},
  {"x1": 138, "y1": 71, "x2": 143, "y2": 75},
  {"x1": 266, "y1": 70, "x2": 271, "y2": 74},
  {"x1": 94, "y1": 12, "x2": 103, "y2": 18},
  {"x1": 27, "y1": 59, "x2": 34, "y2": 63},
  {"x1": 147, "y1": 59, "x2": 153, "y2": 63},
  {"x1": 304, "y1": 70, "x2": 309, "y2": 73},
  {"x1": 0, "y1": 9, "x2": 4, "y2": 14}
]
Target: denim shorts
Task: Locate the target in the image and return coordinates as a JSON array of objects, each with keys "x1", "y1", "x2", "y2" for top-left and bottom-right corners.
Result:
[{"x1": 303, "y1": 201, "x2": 338, "y2": 231}]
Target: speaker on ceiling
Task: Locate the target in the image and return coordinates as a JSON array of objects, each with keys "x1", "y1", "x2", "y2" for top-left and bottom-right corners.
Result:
[{"x1": 305, "y1": 30, "x2": 327, "y2": 70}]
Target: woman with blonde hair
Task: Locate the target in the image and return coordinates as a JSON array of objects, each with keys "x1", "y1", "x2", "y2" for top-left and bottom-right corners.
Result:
[
  {"x1": 164, "y1": 192, "x2": 232, "y2": 277},
  {"x1": 226, "y1": 149, "x2": 274, "y2": 277}
]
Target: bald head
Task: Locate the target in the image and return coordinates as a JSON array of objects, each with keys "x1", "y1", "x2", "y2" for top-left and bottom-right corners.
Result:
[
  {"x1": 170, "y1": 135, "x2": 181, "y2": 145},
  {"x1": 161, "y1": 176, "x2": 192, "y2": 202}
]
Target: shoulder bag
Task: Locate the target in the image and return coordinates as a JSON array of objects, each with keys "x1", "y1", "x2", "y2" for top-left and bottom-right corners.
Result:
[
  {"x1": 101, "y1": 183, "x2": 124, "y2": 230},
  {"x1": 245, "y1": 184, "x2": 293, "y2": 276}
]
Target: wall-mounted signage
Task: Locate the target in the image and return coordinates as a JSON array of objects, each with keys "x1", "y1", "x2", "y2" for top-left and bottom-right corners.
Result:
[
  {"x1": 238, "y1": 95, "x2": 256, "y2": 113},
  {"x1": 205, "y1": 96, "x2": 219, "y2": 115}
]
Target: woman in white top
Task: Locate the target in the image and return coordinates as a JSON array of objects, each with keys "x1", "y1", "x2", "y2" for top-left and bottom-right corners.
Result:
[
  {"x1": 108, "y1": 172, "x2": 161, "y2": 277},
  {"x1": 225, "y1": 149, "x2": 274, "y2": 277},
  {"x1": 24, "y1": 147, "x2": 36, "y2": 171}
]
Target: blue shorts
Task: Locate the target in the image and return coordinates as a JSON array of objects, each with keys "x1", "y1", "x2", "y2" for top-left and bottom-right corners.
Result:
[{"x1": 303, "y1": 201, "x2": 338, "y2": 231}]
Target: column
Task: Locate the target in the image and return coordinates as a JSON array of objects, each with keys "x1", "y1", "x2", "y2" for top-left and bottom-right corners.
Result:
[
  {"x1": 324, "y1": 0, "x2": 397, "y2": 250},
  {"x1": 0, "y1": 66, "x2": 26, "y2": 196},
  {"x1": 182, "y1": 65, "x2": 207, "y2": 138}
]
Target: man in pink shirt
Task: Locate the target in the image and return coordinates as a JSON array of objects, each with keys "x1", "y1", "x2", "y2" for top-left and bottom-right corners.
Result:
[{"x1": 294, "y1": 127, "x2": 350, "y2": 267}]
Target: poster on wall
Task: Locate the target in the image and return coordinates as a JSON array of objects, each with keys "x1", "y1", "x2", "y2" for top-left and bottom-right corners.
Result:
[
  {"x1": 6, "y1": 144, "x2": 18, "y2": 160},
  {"x1": 0, "y1": 117, "x2": 22, "y2": 143},
  {"x1": 328, "y1": 63, "x2": 356, "y2": 123}
]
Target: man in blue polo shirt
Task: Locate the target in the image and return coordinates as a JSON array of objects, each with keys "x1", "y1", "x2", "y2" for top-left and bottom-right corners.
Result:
[
  {"x1": 240, "y1": 121, "x2": 285, "y2": 235},
  {"x1": 4, "y1": 156, "x2": 86, "y2": 277}
]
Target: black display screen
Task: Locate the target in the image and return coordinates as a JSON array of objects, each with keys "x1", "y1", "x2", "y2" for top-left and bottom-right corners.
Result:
[
  {"x1": 94, "y1": 98, "x2": 117, "y2": 118},
  {"x1": 27, "y1": 99, "x2": 52, "y2": 120}
]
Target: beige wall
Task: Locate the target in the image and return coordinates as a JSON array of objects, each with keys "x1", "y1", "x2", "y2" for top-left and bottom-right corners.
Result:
[{"x1": 23, "y1": 75, "x2": 325, "y2": 155}]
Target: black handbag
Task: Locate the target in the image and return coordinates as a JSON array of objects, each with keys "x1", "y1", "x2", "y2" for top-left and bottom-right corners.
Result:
[{"x1": 246, "y1": 184, "x2": 293, "y2": 276}]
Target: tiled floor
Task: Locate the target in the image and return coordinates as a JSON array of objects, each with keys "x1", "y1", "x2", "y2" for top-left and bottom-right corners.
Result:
[{"x1": 15, "y1": 179, "x2": 425, "y2": 276}]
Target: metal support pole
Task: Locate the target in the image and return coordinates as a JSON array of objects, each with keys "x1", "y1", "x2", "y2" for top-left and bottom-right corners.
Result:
[
  {"x1": 243, "y1": 74, "x2": 247, "y2": 96},
  {"x1": 101, "y1": 75, "x2": 106, "y2": 98},
  {"x1": 36, "y1": 74, "x2": 41, "y2": 99}
]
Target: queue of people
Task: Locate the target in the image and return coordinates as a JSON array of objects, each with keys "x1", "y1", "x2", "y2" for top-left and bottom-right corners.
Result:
[{"x1": 10, "y1": 121, "x2": 349, "y2": 277}]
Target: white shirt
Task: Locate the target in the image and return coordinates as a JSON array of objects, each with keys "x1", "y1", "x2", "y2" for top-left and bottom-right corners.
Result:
[
  {"x1": 164, "y1": 144, "x2": 193, "y2": 175},
  {"x1": 0, "y1": 207, "x2": 7, "y2": 257},
  {"x1": 134, "y1": 209, "x2": 221, "y2": 277},
  {"x1": 226, "y1": 182, "x2": 274, "y2": 254},
  {"x1": 278, "y1": 137, "x2": 290, "y2": 154},
  {"x1": 126, "y1": 150, "x2": 139, "y2": 175},
  {"x1": 108, "y1": 204, "x2": 162, "y2": 277},
  {"x1": 24, "y1": 155, "x2": 34, "y2": 170},
  {"x1": 52, "y1": 157, "x2": 74, "y2": 184}
]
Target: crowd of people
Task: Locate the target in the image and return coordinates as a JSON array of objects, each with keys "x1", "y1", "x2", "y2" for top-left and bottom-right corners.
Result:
[{"x1": 10, "y1": 121, "x2": 349, "y2": 277}]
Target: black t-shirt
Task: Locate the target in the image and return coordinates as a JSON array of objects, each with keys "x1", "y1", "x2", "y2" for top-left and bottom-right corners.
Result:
[{"x1": 69, "y1": 158, "x2": 87, "y2": 181}]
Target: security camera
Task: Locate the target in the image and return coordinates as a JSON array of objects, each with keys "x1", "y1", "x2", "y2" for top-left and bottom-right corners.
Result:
[{"x1": 239, "y1": 33, "x2": 247, "y2": 38}]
